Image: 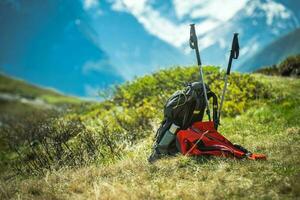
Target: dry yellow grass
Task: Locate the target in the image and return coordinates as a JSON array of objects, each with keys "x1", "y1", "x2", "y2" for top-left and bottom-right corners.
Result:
[{"x1": 2, "y1": 121, "x2": 299, "y2": 200}]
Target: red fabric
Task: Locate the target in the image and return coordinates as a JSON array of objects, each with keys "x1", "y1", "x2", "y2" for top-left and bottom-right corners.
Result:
[
  {"x1": 177, "y1": 121, "x2": 253, "y2": 159},
  {"x1": 248, "y1": 153, "x2": 267, "y2": 160}
]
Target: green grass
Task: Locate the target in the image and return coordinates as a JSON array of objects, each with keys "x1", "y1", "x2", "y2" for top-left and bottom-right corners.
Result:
[{"x1": 0, "y1": 68, "x2": 299, "y2": 199}]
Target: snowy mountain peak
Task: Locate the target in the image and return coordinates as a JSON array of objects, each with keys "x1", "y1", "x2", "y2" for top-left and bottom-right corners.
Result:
[
  {"x1": 245, "y1": 0, "x2": 292, "y2": 24},
  {"x1": 245, "y1": 0, "x2": 299, "y2": 32}
]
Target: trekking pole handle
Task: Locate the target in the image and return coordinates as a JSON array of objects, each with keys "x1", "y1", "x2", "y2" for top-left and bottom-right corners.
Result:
[
  {"x1": 189, "y1": 24, "x2": 197, "y2": 49},
  {"x1": 190, "y1": 24, "x2": 201, "y2": 66},
  {"x1": 226, "y1": 33, "x2": 239, "y2": 75}
]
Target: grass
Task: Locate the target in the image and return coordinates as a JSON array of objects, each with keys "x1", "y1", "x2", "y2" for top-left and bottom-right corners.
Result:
[
  {"x1": 0, "y1": 72, "x2": 299, "y2": 199},
  {"x1": 0, "y1": 74, "x2": 86, "y2": 177}
]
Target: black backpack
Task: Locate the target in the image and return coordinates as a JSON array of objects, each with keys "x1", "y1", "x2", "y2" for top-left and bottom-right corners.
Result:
[{"x1": 154, "y1": 82, "x2": 219, "y2": 154}]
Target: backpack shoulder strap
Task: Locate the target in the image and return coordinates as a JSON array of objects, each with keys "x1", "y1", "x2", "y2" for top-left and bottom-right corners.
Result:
[{"x1": 207, "y1": 91, "x2": 219, "y2": 129}]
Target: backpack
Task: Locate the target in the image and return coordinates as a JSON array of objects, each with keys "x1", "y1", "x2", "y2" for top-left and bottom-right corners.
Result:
[
  {"x1": 153, "y1": 82, "x2": 219, "y2": 155},
  {"x1": 148, "y1": 82, "x2": 266, "y2": 163}
]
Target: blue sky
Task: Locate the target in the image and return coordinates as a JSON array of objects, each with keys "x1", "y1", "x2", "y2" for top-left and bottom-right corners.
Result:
[{"x1": 0, "y1": 0, "x2": 299, "y2": 97}]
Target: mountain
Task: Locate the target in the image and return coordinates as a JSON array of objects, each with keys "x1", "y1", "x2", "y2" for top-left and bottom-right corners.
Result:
[
  {"x1": 200, "y1": 0, "x2": 300, "y2": 69},
  {"x1": 238, "y1": 28, "x2": 300, "y2": 72},
  {"x1": 0, "y1": 0, "x2": 124, "y2": 97},
  {"x1": 99, "y1": 0, "x2": 300, "y2": 68},
  {"x1": 81, "y1": 0, "x2": 191, "y2": 80},
  {"x1": 0, "y1": 0, "x2": 190, "y2": 97},
  {"x1": 279, "y1": 0, "x2": 300, "y2": 19},
  {"x1": 0, "y1": 0, "x2": 300, "y2": 97}
]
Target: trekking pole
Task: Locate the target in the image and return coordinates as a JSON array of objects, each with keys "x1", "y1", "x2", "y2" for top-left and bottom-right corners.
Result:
[
  {"x1": 218, "y1": 33, "x2": 239, "y2": 122},
  {"x1": 189, "y1": 24, "x2": 211, "y2": 121}
]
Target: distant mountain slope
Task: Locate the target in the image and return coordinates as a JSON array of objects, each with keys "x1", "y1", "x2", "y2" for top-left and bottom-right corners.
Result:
[
  {"x1": 201, "y1": 0, "x2": 299, "y2": 68},
  {"x1": 1, "y1": 74, "x2": 59, "y2": 98},
  {"x1": 0, "y1": 0, "x2": 124, "y2": 97},
  {"x1": 0, "y1": 73, "x2": 79, "y2": 103},
  {"x1": 0, "y1": 73, "x2": 83, "y2": 126},
  {"x1": 238, "y1": 28, "x2": 300, "y2": 72},
  {"x1": 0, "y1": 73, "x2": 82, "y2": 120},
  {"x1": 0, "y1": 0, "x2": 188, "y2": 97}
]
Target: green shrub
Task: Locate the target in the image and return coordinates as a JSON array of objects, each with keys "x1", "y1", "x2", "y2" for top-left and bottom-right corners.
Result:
[
  {"x1": 255, "y1": 54, "x2": 300, "y2": 77},
  {"x1": 255, "y1": 65, "x2": 279, "y2": 76},
  {"x1": 278, "y1": 54, "x2": 300, "y2": 77},
  {"x1": 111, "y1": 66, "x2": 271, "y2": 118}
]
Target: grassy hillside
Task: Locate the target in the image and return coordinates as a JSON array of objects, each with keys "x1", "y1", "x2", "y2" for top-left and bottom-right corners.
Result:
[
  {"x1": 0, "y1": 66, "x2": 299, "y2": 199},
  {"x1": 0, "y1": 73, "x2": 81, "y2": 105},
  {"x1": 0, "y1": 73, "x2": 83, "y2": 124}
]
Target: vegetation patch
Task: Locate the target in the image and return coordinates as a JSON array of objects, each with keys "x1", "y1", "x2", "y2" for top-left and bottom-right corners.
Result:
[
  {"x1": 0, "y1": 66, "x2": 299, "y2": 199},
  {"x1": 255, "y1": 54, "x2": 300, "y2": 77}
]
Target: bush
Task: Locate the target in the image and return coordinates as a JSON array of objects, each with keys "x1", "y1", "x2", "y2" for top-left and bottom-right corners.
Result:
[
  {"x1": 2, "y1": 113, "x2": 121, "y2": 176},
  {"x1": 278, "y1": 54, "x2": 300, "y2": 77},
  {"x1": 255, "y1": 65, "x2": 279, "y2": 76},
  {"x1": 111, "y1": 66, "x2": 271, "y2": 117},
  {"x1": 255, "y1": 54, "x2": 300, "y2": 77}
]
